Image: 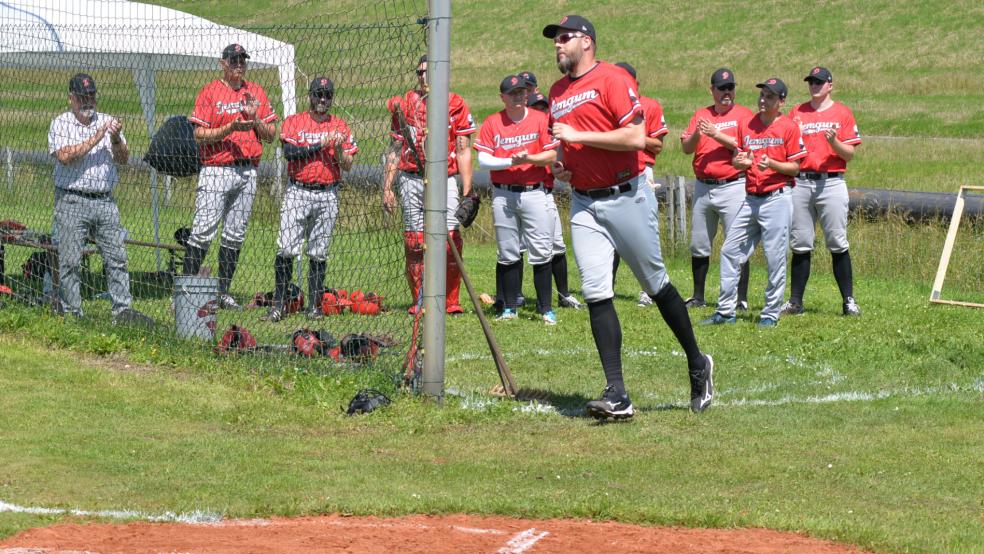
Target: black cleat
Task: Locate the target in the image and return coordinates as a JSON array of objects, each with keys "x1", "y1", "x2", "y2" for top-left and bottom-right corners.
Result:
[
  {"x1": 689, "y1": 354, "x2": 714, "y2": 413},
  {"x1": 684, "y1": 297, "x2": 706, "y2": 309},
  {"x1": 586, "y1": 385, "x2": 634, "y2": 420},
  {"x1": 843, "y1": 297, "x2": 861, "y2": 316},
  {"x1": 780, "y1": 301, "x2": 804, "y2": 316}
]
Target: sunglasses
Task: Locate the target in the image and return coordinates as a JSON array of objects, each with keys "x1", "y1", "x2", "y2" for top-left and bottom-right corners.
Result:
[
  {"x1": 416, "y1": 69, "x2": 426, "y2": 76},
  {"x1": 311, "y1": 92, "x2": 333, "y2": 100},
  {"x1": 554, "y1": 32, "x2": 585, "y2": 44},
  {"x1": 716, "y1": 84, "x2": 735, "y2": 92},
  {"x1": 225, "y1": 57, "x2": 248, "y2": 67},
  {"x1": 807, "y1": 79, "x2": 826, "y2": 86}
]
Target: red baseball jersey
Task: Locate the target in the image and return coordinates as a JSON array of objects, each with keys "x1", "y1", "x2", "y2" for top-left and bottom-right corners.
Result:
[
  {"x1": 388, "y1": 90, "x2": 475, "y2": 177},
  {"x1": 280, "y1": 111, "x2": 358, "y2": 185},
  {"x1": 736, "y1": 114, "x2": 807, "y2": 194},
  {"x1": 681, "y1": 104, "x2": 756, "y2": 180},
  {"x1": 189, "y1": 79, "x2": 277, "y2": 166},
  {"x1": 548, "y1": 61, "x2": 645, "y2": 190},
  {"x1": 640, "y1": 95, "x2": 668, "y2": 167},
  {"x1": 790, "y1": 101, "x2": 861, "y2": 173},
  {"x1": 473, "y1": 109, "x2": 557, "y2": 185}
]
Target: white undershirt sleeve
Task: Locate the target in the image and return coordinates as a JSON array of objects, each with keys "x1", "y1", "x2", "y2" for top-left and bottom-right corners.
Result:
[{"x1": 477, "y1": 151, "x2": 513, "y2": 170}]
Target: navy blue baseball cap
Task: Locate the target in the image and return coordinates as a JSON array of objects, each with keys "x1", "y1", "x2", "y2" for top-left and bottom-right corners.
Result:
[
  {"x1": 309, "y1": 76, "x2": 334, "y2": 95},
  {"x1": 711, "y1": 68, "x2": 735, "y2": 87},
  {"x1": 542, "y1": 15, "x2": 596, "y2": 41},
  {"x1": 528, "y1": 92, "x2": 548, "y2": 108},
  {"x1": 500, "y1": 74, "x2": 528, "y2": 94},
  {"x1": 221, "y1": 43, "x2": 249, "y2": 60},
  {"x1": 69, "y1": 73, "x2": 97, "y2": 95},
  {"x1": 519, "y1": 70, "x2": 538, "y2": 87},
  {"x1": 756, "y1": 77, "x2": 788, "y2": 99},
  {"x1": 614, "y1": 62, "x2": 637, "y2": 80},
  {"x1": 805, "y1": 66, "x2": 833, "y2": 83}
]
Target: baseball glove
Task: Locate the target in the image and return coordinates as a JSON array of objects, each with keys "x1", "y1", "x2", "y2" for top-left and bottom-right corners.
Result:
[{"x1": 455, "y1": 192, "x2": 481, "y2": 228}]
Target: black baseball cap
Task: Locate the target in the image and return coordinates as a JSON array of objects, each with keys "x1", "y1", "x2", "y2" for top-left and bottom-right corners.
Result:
[
  {"x1": 528, "y1": 92, "x2": 548, "y2": 108},
  {"x1": 519, "y1": 70, "x2": 538, "y2": 87},
  {"x1": 221, "y1": 43, "x2": 250, "y2": 60},
  {"x1": 805, "y1": 66, "x2": 833, "y2": 83},
  {"x1": 309, "y1": 76, "x2": 334, "y2": 95},
  {"x1": 68, "y1": 73, "x2": 97, "y2": 95},
  {"x1": 418, "y1": 54, "x2": 427, "y2": 65},
  {"x1": 542, "y1": 15, "x2": 596, "y2": 41},
  {"x1": 711, "y1": 68, "x2": 735, "y2": 87},
  {"x1": 756, "y1": 77, "x2": 788, "y2": 99},
  {"x1": 614, "y1": 62, "x2": 636, "y2": 80},
  {"x1": 500, "y1": 74, "x2": 528, "y2": 94}
]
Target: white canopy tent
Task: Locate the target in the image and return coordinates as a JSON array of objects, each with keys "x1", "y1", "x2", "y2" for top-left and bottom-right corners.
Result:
[{"x1": 0, "y1": 0, "x2": 296, "y2": 268}]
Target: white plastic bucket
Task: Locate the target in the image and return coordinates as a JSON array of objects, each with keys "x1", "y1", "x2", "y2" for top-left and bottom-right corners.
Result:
[{"x1": 173, "y1": 275, "x2": 219, "y2": 340}]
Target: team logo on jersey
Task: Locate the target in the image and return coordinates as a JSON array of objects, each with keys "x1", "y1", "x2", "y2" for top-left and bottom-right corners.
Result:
[
  {"x1": 215, "y1": 100, "x2": 244, "y2": 115},
  {"x1": 715, "y1": 120, "x2": 738, "y2": 131},
  {"x1": 494, "y1": 132, "x2": 539, "y2": 150},
  {"x1": 743, "y1": 136, "x2": 785, "y2": 150},
  {"x1": 800, "y1": 121, "x2": 840, "y2": 135},
  {"x1": 551, "y1": 89, "x2": 598, "y2": 118}
]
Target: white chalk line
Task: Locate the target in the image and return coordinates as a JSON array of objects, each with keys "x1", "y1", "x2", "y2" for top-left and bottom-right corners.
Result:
[{"x1": 498, "y1": 528, "x2": 550, "y2": 553}]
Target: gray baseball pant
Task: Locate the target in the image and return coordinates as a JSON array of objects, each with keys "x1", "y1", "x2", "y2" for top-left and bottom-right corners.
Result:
[
  {"x1": 189, "y1": 165, "x2": 257, "y2": 250},
  {"x1": 690, "y1": 178, "x2": 746, "y2": 257},
  {"x1": 790, "y1": 176, "x2": 850, "y2": 254}
]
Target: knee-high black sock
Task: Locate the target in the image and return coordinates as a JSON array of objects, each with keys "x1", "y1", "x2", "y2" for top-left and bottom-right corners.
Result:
[
  {"x1": 789, "y1": 252, "x2": 811, "y2": 304},
  {"x1": 832, "y1": 250, "x2": 854, "y2": 300},
  {"x1": 183, "y1": 244, "x2": 207, "y2": 276},
  {"x1": 611, "y1": 252, "x2": 621, "y2": 287},
  {"x1": 502, "y1": 261, "x2": 523, "y2": 309},
  {"x1": 737, "y1": 261, "x2": 750, "y2": 304},
  {"x1": 691, "y1": 256, "x2": 710, "y2": 300},
  {"x1": 653, "y1": 283, "x2": 705, "y2": 370},
  {"x1": 308, "y1": 259, "x2": 327, "y2": 304},
  {"x1": 532, "y1": 262, "x2": 553, "y2": 313},
  {"x1": 273, "y1": 255, "x2": 293, "y2": 305},
  {"x1": 217, "y1": 245, "x2": 241, "y2": 295},
  {"x1": 588, "y1": 298, "x2": 623, "y2": 394},
  {"x1": 551, "y1": 253, "x2": 570, "y2": 297},
  {"x1": 494, "y1": 262, "x2": 505, "y2": 305}
]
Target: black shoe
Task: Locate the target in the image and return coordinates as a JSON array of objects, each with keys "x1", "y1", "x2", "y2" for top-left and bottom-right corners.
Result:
[
  {"x1": 585, "y1": 385, "x2": 634, "y2": 420},
  {"x1": 780, "y1": 301, "x2": 804, "y2": 316},
  {"x1": 843, "y1": 297, "x2": 861, "y2": 316},
  {"x1": 689, "y1": 354, "x2": 714, "y2": 413},
  {"x1": 113, "y1": 307, "x2": 155, "y2": 327},
  {"x1": 558, "y1": 293, "x2": 583, "y2": 310},
  {"x1": 218, "y1": 293, "x2": 242, "y2": 310},
  {"x1": 306, "y1": 305, "x2": 324, "y2": 320},
  {"x1": 736, "y1": 300, "x2": 749, "y2": 312},
  {"x1": 260, "y1": 307, "x2": 284, "y2": 322},
  {"x1": 684, "y1": 297, "x2": 706, "y2": 309}
]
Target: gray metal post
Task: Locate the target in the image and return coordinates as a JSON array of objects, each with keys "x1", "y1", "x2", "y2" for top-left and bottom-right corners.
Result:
[
  {"x1": 677, "y1": 176, "x2": 687, "y2": 242},
  {"x1": 665, "y1": 174, "x2": 676, "y2": 243},
  {"x1": 421, "y1": 0, "x2": 451, "y2": 400}
]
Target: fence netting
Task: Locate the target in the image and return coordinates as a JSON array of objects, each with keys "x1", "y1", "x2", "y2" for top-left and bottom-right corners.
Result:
[{"x1": 0, "y1": 0, "x2": 428, "y2": 376}]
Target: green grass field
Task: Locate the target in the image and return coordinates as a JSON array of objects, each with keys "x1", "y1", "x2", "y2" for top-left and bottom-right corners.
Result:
[{"x1": 1, "y1": 1, "x2": 983, "y2": 553}]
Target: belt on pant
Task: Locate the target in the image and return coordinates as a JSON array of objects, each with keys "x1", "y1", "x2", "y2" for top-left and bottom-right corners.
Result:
[
  {"x1": 229, "y1": 159, "x2": 257, "y2": 167},
  {"x1": 747, "y1": 186, "x2": 790, "y2": 198},
  {"x1": 574, "y1": 181, "x2": 634, "y2": 199},
  {"x1": 290, "y1": 179, "x2": 338, "y2": 191},
  {"x1": 799, "y1": 171, "x2": 843, "y2": 180},
  {"x1": 401, "y1": 169, "x2": 424, "y2": 178},
  {"x1": 493, "y1": 182, "x2": 542, "y2": 192},
  {"x1": 697, "y1": 174, "x2": 744, "y2": 185},
  {"x1": 63, "y1": 189, "x2": 112, "y2": 200}
]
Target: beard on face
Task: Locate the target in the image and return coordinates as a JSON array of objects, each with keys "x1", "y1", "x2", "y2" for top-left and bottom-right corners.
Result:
[
  {"x1": 556, "y1": 48, "x2": 580, "y2": 75},
  {"x1": 80, "y1": 106, "x2": 95, "y2": 119},
  {"x1": 310, "y1": 97, "x2": 331, "y2": 114}
]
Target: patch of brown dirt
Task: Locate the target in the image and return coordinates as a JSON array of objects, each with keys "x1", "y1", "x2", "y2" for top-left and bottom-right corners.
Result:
[{"x1": 0, "y1": 513, "x2": 874, "y2": 553}]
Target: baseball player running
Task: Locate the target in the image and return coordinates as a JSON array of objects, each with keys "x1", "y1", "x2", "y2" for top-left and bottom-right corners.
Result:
[
  {"x1": 475, "y1": 75, "x2": 559, "y2": 324},
  {"x1": 527, "y1": 86, "x2": 582, "y2": 310},
  {"x1": 613, "y1": 61, "x2": 669, "y2": 308},
  {"x1": 680, "y1": 68, "x2": 754, "y2": 311},
  {"x1": 543, "y1": 15, "x2": 714, "y2": 419},
  {"x1": 262, "y1": 76, "x2": 358, "y2": 322},
  {"x1": 186, "y1": 43, "x2": 278, "y2": 309},
  {"x1": 702, "y1": 78, "x2": 806, "y2": 328},
  {"x1": 784, "y1": 66, "x2": 862, "y2": 316},
  {"x1": 382, "y1": 55, "x2": 476, "y2": 314}
]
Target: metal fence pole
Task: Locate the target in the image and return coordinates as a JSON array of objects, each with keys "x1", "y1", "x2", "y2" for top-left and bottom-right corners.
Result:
[
  {"x1": 421, "y1": 0, "x2": 451, "y2": 401},
  {"x1": 665, "y1": 174, "x2": 675, "y2": 243},
  {"x1": 677, "y1": 176, "x2": 687, "y2": 242}
]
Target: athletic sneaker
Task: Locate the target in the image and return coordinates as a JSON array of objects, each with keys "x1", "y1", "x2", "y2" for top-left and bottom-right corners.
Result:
[
  {"x1": 218, "y1": 293, "x2": 242, "y2": 310},
  {"x1": 757, "y1": 317, "x2": 778, "y2": 329},
  {"x1": 684, "y1": 296, "x2": 706, "y2": 309},
  {"x1": 305, "y1": 305, "x2": 324, "y2": 320},
  {"x1": 700, "y1": 312, "x2": 736, "y2": 325},
  {"x1": 780, "y1": 301, "x2": 804, "y2": 316},
  {"x1": 261, "y1": 307, "x2": 284, "y2": 322},
  {"x1": 689, "y1": 354, "x2": 714, "y2": 413},
  {"x1": 585, "y1": 385, "x2": 634, "y2": 420},
  {"x1": 542, "y1": 310, "x2": 557, "y2": 325},
  {"x1": 558, "y1": 293, "x2": 583, "y2": 310},
  {"x1": 736, "y1": 300, "x2": 749, "y2": 312},
  {"x1": 495, "y1": 308, "x2": 517, "y2": 321},
  {"x1": 843, "y1": 297, "x2": 862, "y2": 317},
  {"x1": 637, "y1": 291, "x2": 653, "y2": 307}
]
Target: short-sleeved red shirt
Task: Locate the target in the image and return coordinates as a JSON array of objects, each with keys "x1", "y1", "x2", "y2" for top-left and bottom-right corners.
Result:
[
  {"x1": 736, "y1": 114, "x2": 807, "y2": 194},
  {"x1": 640, "y1": 95, "x2": 668, "y2": 167},
  {"x1": 790, "y1": 101, "x2": 861, "y2": 173},
  {"x1": 388, "y1": 91, "x2": 476, "y2": 177},
  {"x1": 548, "y1": 62, "x2": 645, "y2": 190},
  {"x1": 681, "y1": 104, "x2": 755, "y2": 180},
  {"x1": 473, "y1": 109, "x2": 557, "y2": 185},
  {"x1": 280, "y1": 112, "x2": 358, "y2": 185},
  {"x1": 189, "y1": 79, "x2": 277, "y2": 166}
]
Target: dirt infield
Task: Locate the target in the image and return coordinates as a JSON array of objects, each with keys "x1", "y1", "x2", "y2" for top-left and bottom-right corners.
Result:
[{"x1": 0, "y1": 513, "x2": 873, "y2": 553}]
